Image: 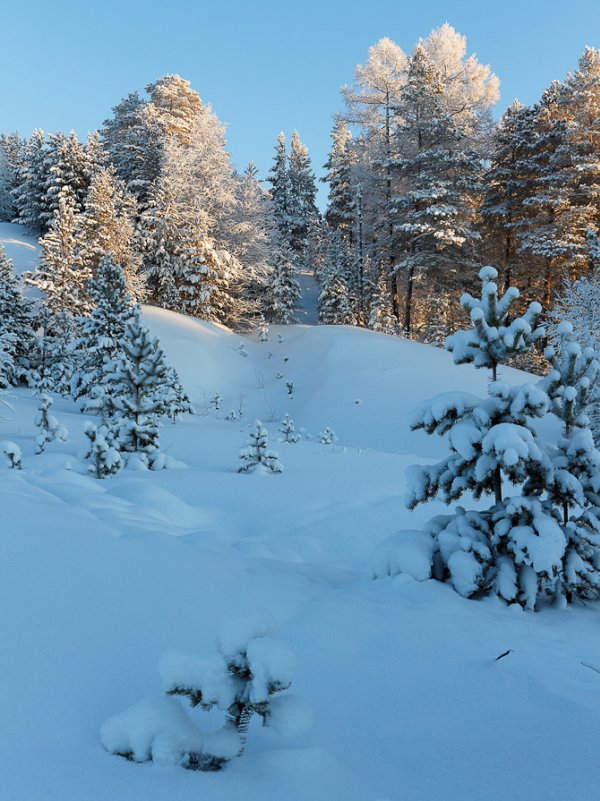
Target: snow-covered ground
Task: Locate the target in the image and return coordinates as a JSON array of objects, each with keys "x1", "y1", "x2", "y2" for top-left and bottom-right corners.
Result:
[{"x1": 1, "y1": 223, "x2": 600, "y2": 801}]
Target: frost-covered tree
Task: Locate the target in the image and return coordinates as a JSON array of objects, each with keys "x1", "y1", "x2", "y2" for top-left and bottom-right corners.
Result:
[
  {"x1": 319, "y1": 426, "x2": 337, "y2": 445},
  {"x1": 265, "y1": 240, "x2": 300, "y2": 325},
  {"x1": 318, "y1": 231, "x2": 356, "y2": 326},
  {"x1": 323, "y1": 119, "x2": 357, "y2": 239},
  {"x1": 109, "y1": 316, "x2": 176, "y2": 467},
  {"x1": 279, "y1": 413, "x2": 300, "y2": 443},
  {"x1": 1, "y1": 441, "x2": 22, "y2": 469},
  {"x1": 83, "y1": 422, "x2": 123, "y2": 479},
  {"x1": 0, "y1": 132, "x2": 23, "y2": 222},
  {"x1": 267, "y1": 132, "x2": 291, "y2": 245},
  {"x1": 238, "y1": 421, "x2": 283, "y2": 473},
  {"x1": 77, "y1": 166, "x2": 145, "y2": 299},
  {"x1": 368, "y1": 264, "x2": 398, "y2": 335},
  {"x1": 71, "y1": 255, "x2": 137, "y2": 408},
  {"x1": 541, "y1": 322, "x2": 600, "y2": 601},
  {"x1": 12, "y1": 129, "x2": 47, "y2": 234},
  {"x1": 288, "y1": 131, "x2": 320, "y2": 266},
  {"x1": 34, "y1": 392, "x2": 68, "y2": 454},
  {"x1": 403, "y1": 267, "x2": 573, "y2": 610},
  {"x1": 29, "y1": 191, "x2": 90, "y2": 316},
  {"x1": 391, "y1": 44, "x2": 483, "y2": 336},
  {"x1": 552, "y1": 260, "x2": 600, "y2": 441},
  {"x1": 0, "y1": 246, "x2": 35, "y2": 385},
  {"x1": 30, "y1": 307, "x2": 79, "y2": 396}
]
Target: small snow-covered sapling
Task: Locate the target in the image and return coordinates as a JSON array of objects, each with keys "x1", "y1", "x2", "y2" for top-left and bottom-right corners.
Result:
[
  {"x1": 1, "y1": 440, "x2": 22, "y2": 469},
  {"x1": 238, "y1": 343, "x2": 248, "y2": 358},
  {"x1": 84, "y1": 422, "x2": 122, "y2": 479},
  {"x1": 286, "y1": 381, "x2": 294, "y2": 396},
  {"x1": 238, "y1": 421, "x2": 283, "y2": 473},
  {"x1": 319, "y1": 426, "x2": 337, "y2": 445},
  {"x1": 279, "y1": 414, "x2": 300, "y2": 443},
  {"x1": 259, "y1": 324, "x2": 269, "y2": 342},
  {"x1": 34, "y1": 392, "x2": 68, "y2": 454},
  {"x1": 210, "y1": 393, "x2": 222, "y2": 412}
]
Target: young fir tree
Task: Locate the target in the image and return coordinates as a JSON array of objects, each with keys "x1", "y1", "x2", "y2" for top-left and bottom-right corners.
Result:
[
  {"x1": 83, "y1": 421, "x2": 123, "y2": 479},
  {"x1": 265, "y1": 239, "x2": 300, "y2": 325},
  {"x1": 29, "y1": 191, "x2": 90, "y2": 317},
  {"x1": 109, "y1": 315, "x2": 176, "y2": 466},
  {"x1": 279, "y1": 413, "x2": 300, "y2": 443},
  {"x1": 71, "y1": 254, "x2": 136, "y2": 409},
  {"x1": 0, "y1": 246, "x2": 35, "y2": 385},
  {"x1": 552, "y1": 244, "x2": 600, "y2": 441},
  {"x1": 30, "y1": 306, "x2": 79, "y2": 396},
  {"x1": 1, "y1": 441, "x2": 22, "y2": 469},
  {"x1": 541, "y1": 322, "x2": 600, "y2": 601},
  {"x1": 238, "y1": 421, "x2": 283, "y2": 473},
  {"x1": 34, "y1": 392, "x2": 68, "y2": 454},
  {"x1": 405, "y1": 267, "x2": 572, "y2": 610}
]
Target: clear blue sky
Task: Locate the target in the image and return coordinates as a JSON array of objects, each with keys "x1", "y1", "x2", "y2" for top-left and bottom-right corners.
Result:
[{"x1": 1, "y1": 0, "x2": 599, "y2": 201}]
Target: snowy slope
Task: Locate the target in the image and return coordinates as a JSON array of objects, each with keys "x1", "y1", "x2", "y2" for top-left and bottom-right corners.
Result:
[
  {"x1": 1, "y1": 227, "x2": 599, "y2": 801},
  {"x1": 0, "y1": 221, "x2": 40, "y2": 274}
]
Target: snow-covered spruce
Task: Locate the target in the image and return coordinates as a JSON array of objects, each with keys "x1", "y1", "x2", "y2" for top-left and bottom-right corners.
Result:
[
  {"x1": 102, "y1": 614, "x2": 304, "y2": 772},
  {"x1": 83, "y1": 422, "x2": 122, "y2": 479},
  {"x1": 238, "y1": 421, "x2": 283, "y2": 474},
  {"x1": 541, "y1": 322, "x2": 600, "y2": 600},
  {"x1": 1, "y1": 440, "x2": 22, "y2": 469},
  {"x1": 384, "y1": 266, "x2": 592, "y2": 610},
  {"x1": 319, "y1": 426, "x2": 337, "y2": 445},
  {"x1": 0, "y1": 245, "x2": 35, "y2": 386},
  {"x1": 279, "y1": 413, "x2": 300, "y2": 443},
  {"x1": 34, "y1": 392, "x2": 68, "y2": 454}
]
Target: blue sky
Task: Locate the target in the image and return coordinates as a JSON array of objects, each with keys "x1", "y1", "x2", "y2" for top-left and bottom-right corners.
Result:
[{"x1": 1, "y1": 0, "x2": 599, "y2": 198}]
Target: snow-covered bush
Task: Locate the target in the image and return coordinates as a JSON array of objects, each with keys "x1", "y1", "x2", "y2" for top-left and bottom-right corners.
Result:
[
  {"x1": 34, "y1": 393, "x2": 68, "y2": 454},
  {"x1": 84, "y1": 422, "x2": 122, "y2": 479},
  {"x1": 319, "y1": 426, "x2": 337, "y2": 445},
  {"x1": 102, "y1": 614, "x2": 305, "y2": 772},
  {"x1": 390, "y1": 266, "x2": 598, "y2": 610},
  {"x1": 238, "y1": 421, "x2": 283, "y2": 474},
  {"x1": 279, "y1": 413, "x2": 300, "y2": 443},
  {"x1": 1, "y1": 440, "x2": 22, "y2": 469}
]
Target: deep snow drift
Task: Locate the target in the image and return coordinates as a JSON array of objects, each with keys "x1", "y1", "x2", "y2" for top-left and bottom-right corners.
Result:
[{"x1": 1, "y1": 224, "x2": 599, "y2": 801}]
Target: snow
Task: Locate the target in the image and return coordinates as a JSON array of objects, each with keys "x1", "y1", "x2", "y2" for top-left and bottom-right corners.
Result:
[{"x1": 2, "y1": 225, "x2": 600, "y2": 800}]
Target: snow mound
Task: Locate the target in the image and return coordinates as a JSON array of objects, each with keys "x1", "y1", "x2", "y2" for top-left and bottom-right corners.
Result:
[{"x1": 370, "y1": 530, "x2": 433, "y2": 581}]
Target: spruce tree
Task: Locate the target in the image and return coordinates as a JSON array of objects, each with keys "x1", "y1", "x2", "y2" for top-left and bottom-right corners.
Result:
[
  {"x1": 267, "y1": 132, "x2": 291, "y2": 246},
  {"x1": 265, "y1": 240, "x2": 300, "y2": 325},
  {"x1": 542, "y1": 322, "x2": 600, "y2": 601},
  {"x1": 12, "y1": 129, "x2": 47, "y2": 234},
  {"x1": 318, "y1": 232, "x2": 356, "y2": 326},
  {"x1": 0, "y1": 132, "x2": 23, "y2": 222},
  {"x1": 323, "y1": 119, "x2": 357, "y2": 239},
  {"x1": 34, "y1": 393, "x2": 68, "y2": 454},
  {"x1": 83, "y1": 422, "x2": 123, "y2": 479},
  {"x1": 109, "y1": 316, "x2": 176, "y2": 465},
  {"x1": 0, "y1": 246, "x2": 35, "y2": 385},
  {"x1": 288, "y1": 131, "x2": 320, "y2": 266},
  {"x1": 238, "y1": 421, "x2": 283, "y2": 473},
  {"x1": 405, "y1": 267, "x2": 569, "y2": 609}
]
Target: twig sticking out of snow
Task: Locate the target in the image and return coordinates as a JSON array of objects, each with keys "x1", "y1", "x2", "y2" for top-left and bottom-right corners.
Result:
[{"x1": 495, "y1": 649, "x2": 513, "y2": 661}]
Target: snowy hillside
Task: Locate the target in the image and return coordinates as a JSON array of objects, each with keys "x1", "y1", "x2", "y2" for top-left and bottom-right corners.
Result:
[{"x1": 1, "y1": 226, "x2": 600, "y2": 801}]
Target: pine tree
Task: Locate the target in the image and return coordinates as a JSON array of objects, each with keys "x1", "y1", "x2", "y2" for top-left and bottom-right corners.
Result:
[
  {"x1": 146, "y1": 75, "x2": 203, "y2": 147},
  {"x1": 0, "y1": 132, "x2": 23, "y2": 222},
  {"x1": 288, "y1": 131, "x2": 320, "y2": 266},
  {"x1": 77, "y1": 167, "x2": 145, "y2": 299},
  {"x1": 368, "y1": 263, "x2": 398, "y2": 335},
  {"x1": 542, "y1": 322, "x2": 600, "y2": 601},
  {"x1": 34, "y1": 392, "x2": 68, "y2": 454},
  {"x1": 29, "y1": 191, "x2": 90, "y2": 317},
  {"x1": 238, "y1": 421, "x2": 283, "y2": 473},
  {"x1": 390, "y1": 45, "x2": 483, "y2": 337},
  {"x1": 267, "y1": 132, "x2": 291, "y2": 245},
  {"x1": 323, "y1": 119, "x2": 357, "y2": 239},
  {"x1": 30, "y1": 306, "x2": 79, "y2": 396},
  {"x1": 12, "y1": 129, "x2": 47, "y2": 234},
  {"x1": 318, "y1": 231, "x2": 356, "y2": 325},
  {"x1": 265, "y1": 240, "x2": 300, "y2": 324},
  {"x1": 405, "y1": 267, "x2": 569, "y2": 610},
  {"x1": 0, "y1": 246, "x2": 35, "y2": 385},
  {"x1": 279, "y1": 413, "x2": 300, "y2": 443},
  {"x1": 109, "y1": 316, "x2": 176, "y2": 465},
  {"x1": 83, "y1": 422, "x2": 123, "y2": 478},
  {"x1": 72, "y1": 255, "x2": 137, "y2": 408}
]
